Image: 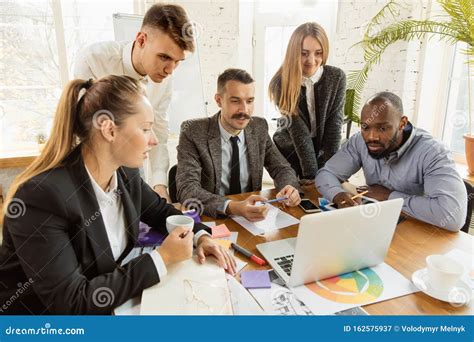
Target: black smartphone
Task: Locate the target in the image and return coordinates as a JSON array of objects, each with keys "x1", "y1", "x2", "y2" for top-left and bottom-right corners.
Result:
[{"x1": 299, "y1": 199, "x2": 321, "y2": 213}]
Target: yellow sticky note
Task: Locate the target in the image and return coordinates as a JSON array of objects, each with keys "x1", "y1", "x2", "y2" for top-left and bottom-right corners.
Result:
[{"x1": 214, "y1": 239, "x2": 232, "y2": 250}]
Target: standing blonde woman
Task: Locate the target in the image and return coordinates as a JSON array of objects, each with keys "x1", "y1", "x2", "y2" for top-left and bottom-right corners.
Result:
[
  {"x1": 269, "y1": 22, "x2": 346, "y2": 183},
  {"x1": 0, "y1": 75, "x2": 235, "y2": 314}
]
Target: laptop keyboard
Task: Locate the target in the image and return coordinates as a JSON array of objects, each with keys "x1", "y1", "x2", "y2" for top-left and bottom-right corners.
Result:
[{"x1": 274, "y1": 254, "x2": 294, "y2": 276}]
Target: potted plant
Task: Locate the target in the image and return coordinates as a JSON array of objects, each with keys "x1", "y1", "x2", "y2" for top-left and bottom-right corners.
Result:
[{"x1": 344, "y1": 0, "x2": 473, "y2": 172}]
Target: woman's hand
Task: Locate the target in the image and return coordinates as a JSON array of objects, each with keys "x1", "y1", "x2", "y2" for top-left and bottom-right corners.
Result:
[
  {"x1": 157, "y1": 226, "x2": 193, "y2": 267},
  {"x1": 196, "y1": 235, "x2": 237, "y2": 275}
]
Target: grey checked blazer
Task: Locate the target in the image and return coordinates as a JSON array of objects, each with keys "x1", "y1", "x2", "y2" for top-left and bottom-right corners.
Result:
[{"x1": 176, "y1": 112, "x2": 299, "y2": 217}]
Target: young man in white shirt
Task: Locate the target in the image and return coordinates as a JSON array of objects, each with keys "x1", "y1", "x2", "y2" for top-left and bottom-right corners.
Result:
[{"x1": 74, "y1": 3, "x2": 195, "y2": 202}]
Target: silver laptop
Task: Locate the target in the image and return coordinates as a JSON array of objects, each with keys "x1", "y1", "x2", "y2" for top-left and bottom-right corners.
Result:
[{"x1": 256, "y1": 198, "x2": 403, "y2": 287}]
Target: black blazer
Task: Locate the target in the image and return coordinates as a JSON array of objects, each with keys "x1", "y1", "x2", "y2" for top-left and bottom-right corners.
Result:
[{"x1": 0, "y1": 149, "x2": 210, "y2": 315}]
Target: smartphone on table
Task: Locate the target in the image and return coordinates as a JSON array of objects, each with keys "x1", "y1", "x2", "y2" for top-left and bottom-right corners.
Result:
[{"x1": 298, "y1": 199, "x2": 321, "y2": 213}]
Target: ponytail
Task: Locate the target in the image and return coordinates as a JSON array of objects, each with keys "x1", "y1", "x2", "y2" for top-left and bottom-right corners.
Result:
[
  {"x1": 2, "y1": 75, "x2": 144, "y2": 222},
  {"x1": 3, "y1": 79, "x2": 90, "y2": 218}
]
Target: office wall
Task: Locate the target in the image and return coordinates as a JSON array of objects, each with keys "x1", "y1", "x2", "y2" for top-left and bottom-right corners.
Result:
[
  {"x1": 147, "y1": 0, "x2": 252, "y2": 115},
  {"x1": 0, "y1": 0, "x2": 432, "y2": 195},
  {"x1": 332, "y1": 0, "x2": 427, "y2": 122}
]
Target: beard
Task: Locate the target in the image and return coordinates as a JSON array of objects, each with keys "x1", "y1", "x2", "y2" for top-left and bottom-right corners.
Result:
[{"x1": 366, "y1": 131, "x2": 400, "y2": 160}]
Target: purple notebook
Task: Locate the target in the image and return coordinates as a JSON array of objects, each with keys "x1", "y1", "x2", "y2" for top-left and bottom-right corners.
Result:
[{"x1": 136, "y1": 222, "x2": 166, "y2": 247}]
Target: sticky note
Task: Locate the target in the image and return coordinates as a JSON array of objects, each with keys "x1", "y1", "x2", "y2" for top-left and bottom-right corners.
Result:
[
  {"x1": 214, "y1": 239, "x2": 232, "y2": 250},
  {"x1": 240, "y1": 270, "x2": 271, "y2": 289},
  {"x1": 211, "y1": 224, "x2": 231, "y2": 238}
]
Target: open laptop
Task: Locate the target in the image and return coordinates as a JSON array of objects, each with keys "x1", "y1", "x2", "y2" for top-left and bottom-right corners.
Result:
[{"x1": 256, "y1": 198, "x2": 403, "y2": 288}]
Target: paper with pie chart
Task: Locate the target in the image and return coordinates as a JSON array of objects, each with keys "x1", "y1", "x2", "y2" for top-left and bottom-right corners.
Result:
[{"x1": 292, "y1": 263, "x2": 417, "y2": 315}]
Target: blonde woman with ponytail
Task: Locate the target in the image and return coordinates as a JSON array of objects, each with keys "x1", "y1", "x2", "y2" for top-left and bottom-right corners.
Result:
[
  {"x1": 269, "y1": 22, "x2": 346, "y2": 184},
  {"x1": 0, "y1": 75, "x2": 235, "y2": 315}
]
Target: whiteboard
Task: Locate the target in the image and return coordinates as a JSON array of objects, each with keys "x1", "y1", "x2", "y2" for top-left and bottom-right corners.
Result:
[{"x1": 113, "y1": 13, "x2": 207, "y2": 134}]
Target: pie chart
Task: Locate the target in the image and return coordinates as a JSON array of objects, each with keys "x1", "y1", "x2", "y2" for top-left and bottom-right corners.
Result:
[{"x1": 305, "y1": 268, "x2": 384, "y2": 304}]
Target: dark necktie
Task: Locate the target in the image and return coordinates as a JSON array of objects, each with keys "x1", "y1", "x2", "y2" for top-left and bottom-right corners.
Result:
[{"x1": 229, "y1": 136, "x2": 241, "y2": 195}]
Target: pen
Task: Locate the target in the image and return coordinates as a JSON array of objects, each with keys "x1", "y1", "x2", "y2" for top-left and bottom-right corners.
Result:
[
  {"x1": 256, "y1": 197, "x2": 288, "y2": 205},
  {"x1": 179, "y1": 229, "x2": 192, "y2": 238},
  {"x1": 340, "y1": 190, "x2": 369, "y2": 205},
  {"x1": 231, "y1": 243, "x2": 266, "y2": 266},
  {"x1": 324, "y1": 190, "x2": 370, "y2": 207}
]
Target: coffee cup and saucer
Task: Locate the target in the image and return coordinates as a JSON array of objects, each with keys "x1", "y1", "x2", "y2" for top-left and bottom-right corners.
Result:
[{"x1": 412, "y1": 254, "x2": 471, "y2": 306}]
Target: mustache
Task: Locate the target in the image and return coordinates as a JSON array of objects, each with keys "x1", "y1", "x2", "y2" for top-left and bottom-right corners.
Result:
[
  {"x1": 366, "y1": 141, "x2": 384, "y2": 146},
  {"x1": 231, "y1": 113, "x2": 251, "y2": 120}
]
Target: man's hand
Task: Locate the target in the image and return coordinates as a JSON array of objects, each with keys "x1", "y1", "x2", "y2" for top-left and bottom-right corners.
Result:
[
  {"x1": 227, "y1": 194, "x2": 269, "y2": 222},
  {"x1": 154, "y1": 184, "x2": 172, "y2": 203},
  {"x1": 276, "y1": 185, "x2": 301, "y2": 207},
  {"x1": 333, "y1": 192, "x2": 359, "y2": 208},
  {"x1": 357, "y1": 185, "x2": 392, "y2": 201},
  {"x1": 299, "y1": 179, "x2": 315, "y2": 186},
  {"x1": 196, "y1": 235, "x2": 237, "y2": 275}
]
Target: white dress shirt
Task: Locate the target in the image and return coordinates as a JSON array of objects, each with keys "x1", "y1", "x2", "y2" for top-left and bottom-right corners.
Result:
[
  {"x1": 302, "y1": 66, "x2": 324, "y2": 138},
  {"x1": 85, "y1": 166, "x2": 167, "y2": 277},
  {"x1": 75, "y1": 41, "x2": 172, "y2": 187}
]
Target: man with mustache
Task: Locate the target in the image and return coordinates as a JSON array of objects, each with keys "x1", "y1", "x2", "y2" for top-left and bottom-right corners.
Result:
[
  {"x1": 176, "y1": 68, "x2": 301, "y2": 220},
  {"x1": 316, "y1": 92, "x2": 467, "y2": 231}
]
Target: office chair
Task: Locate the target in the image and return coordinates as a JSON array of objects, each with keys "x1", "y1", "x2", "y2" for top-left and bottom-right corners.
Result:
[
  {"x1": 461, "y1": 180, "x2": 473, "y2": 234},
  {"x1": 168, "y1": 164, "x2": 178, "y2": 203}
]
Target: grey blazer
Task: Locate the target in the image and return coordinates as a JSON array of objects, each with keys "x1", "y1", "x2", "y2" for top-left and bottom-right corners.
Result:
[
  {"x1": 273, "y1": 65, "x2": 346, "y2": 179},
  {"x1": 176, "y1": 113, "x2": 299, "y2": 217}
]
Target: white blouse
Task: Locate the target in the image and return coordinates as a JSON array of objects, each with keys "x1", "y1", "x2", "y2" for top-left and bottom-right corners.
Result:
[
  {"x1": 85, "y1": 166, "x2": 167, "y2": 277},
  {"x1": 301, "y1": 66, "x2": 324, "y2": 138}
]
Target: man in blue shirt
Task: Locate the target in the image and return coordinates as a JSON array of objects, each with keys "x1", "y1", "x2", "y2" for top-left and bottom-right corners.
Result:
[{"x1": 316, "y1": 92, "x2": 467, "y2": 231}]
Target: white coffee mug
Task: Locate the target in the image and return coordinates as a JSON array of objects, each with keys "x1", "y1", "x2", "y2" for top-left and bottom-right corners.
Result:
[
  {"x1": 166, "y1": 215, "x2": 194, "y2": 234},
  {"x1": 426, "y1": 254, "x2": 464, "y2": 292}
]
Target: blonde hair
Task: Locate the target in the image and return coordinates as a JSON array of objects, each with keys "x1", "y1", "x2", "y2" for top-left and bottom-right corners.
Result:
[
  {"x1": 269, "y1": 22, "x2": 329, "y2": 116},
  {"x1": 3, "y1": 75, "x2": 145, "y2": 221}
]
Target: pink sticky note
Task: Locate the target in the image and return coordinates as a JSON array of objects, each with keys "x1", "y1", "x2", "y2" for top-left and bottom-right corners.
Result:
[{"x1": 211, "y1": 224, "x2": 231, "y2": 238}]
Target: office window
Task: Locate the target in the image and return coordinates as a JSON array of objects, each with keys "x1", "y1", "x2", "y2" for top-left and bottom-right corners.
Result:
[
  {"x1": 0, "y1": 0, "x2": 134, "y2": 155},
  {"x1": 441, "y1": 42, "x2": 473, "y2": 156},
  {"x1": 0, "y1": 0, "x2": 60, "y2": 154},
  {"x1": 61, "y1": 0, "x2": 134, "y2": 75}
]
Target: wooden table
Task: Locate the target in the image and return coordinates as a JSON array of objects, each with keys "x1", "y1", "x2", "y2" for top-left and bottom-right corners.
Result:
[{"x1": 203, "y1": 186, "x2": 473, "y2": 315}]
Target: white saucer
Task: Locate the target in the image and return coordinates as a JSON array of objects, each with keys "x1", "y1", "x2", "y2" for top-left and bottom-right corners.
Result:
[{"x1": 412, "y1": 268, "x2": 472, "y2": 305}]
